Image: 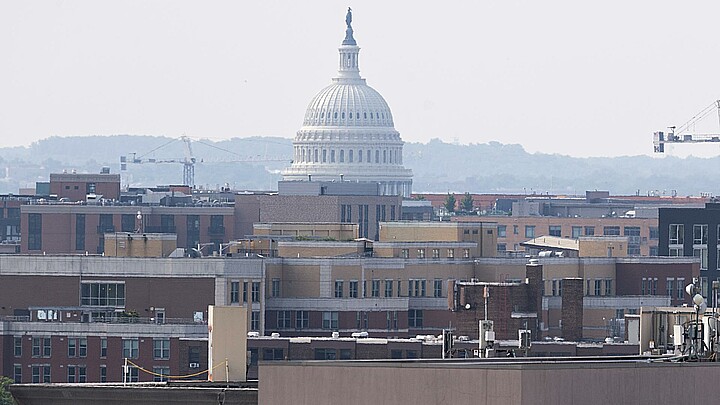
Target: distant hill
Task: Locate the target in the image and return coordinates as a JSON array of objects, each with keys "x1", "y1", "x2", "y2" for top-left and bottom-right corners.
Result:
[{"x1": 0, "y1": 135, "x2": 717, "y2": 197}]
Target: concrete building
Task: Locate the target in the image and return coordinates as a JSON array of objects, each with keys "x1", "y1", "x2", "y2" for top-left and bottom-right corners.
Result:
[
  {"x1": 281, "y1": 10, "x2": 413, "y2": 197},
  {"x1": 49, "y1": 171, "x2": 121, "y2": 202}
]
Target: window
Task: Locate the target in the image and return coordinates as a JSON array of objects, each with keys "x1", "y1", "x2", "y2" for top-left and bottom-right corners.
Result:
[
  {"x1": 86, "y1": 182, "x2": 96, "y2": 194},
  {"x1": 340, "y1": 349, "x2": 353, "y2": 360},
  {"x1": 243, "y1": 282, "x2": 248, "y2": 303},
  {"x1": 263, "y1": 348, "x2": 284, "y2": 361},
  {"x1": 322, "y1": 311, "x2": 338, "y2": 329},
  {"x1": 603, "y1": 226, "x2": 620, "y2": 236},
  {"x1": 67, "y1": 365, "x2": 76, "y2": 383},
  {"x1": 100, "y1": 365, "x2": 107, "y2": 383},
  {"x1": 624, "y1": 226, "x2": 641, "y2": 255},
  {"x1": 549, "y1": 226, "x2": 562, "y2": 237},
  {"x1": 100, "y1": 338, "x2": 107, "y2": 358},
  {"x1": 126, "y1": 366, "x2": 139, "y2": 382},
  {"x1": 447, "y1": 249, "x2": 454, "y2": 259},
  {"x1": 81, "y1": 282, "x2": 125, "y2": 307},
  {"x1": 371, "y1": 279, "x2": 380, "y2": 297},
  {"x1": 75, "y1": 214, "x2": 85, "y2": 251},
  {"x1": 408, "y1": 309, "x2": 423, "y2": 328},
  {"x1": 434, "y1": 279, "x2": 443, "y2": 298},
  {"x1": 14, "y1": 364, "x2": 21, "y2": 383},
  {"x1": 497, "y1": 225, "x2": 507, "y2": 238},
  {"x1": 153, "y1": 366, "x2": 170, "y2": 382},
  {"x1": 271, "y1": 278, "x2": 280, "y2": 298},
  {"x1": 251, "y1": 311, "x2": 260, "y2": 331},
  {"x1": 694, "y1": 224, "x2": 708, "y2": 245},
  {"x1": 230, "y1": 281, "x2": 240, "y2": 303},
  {"x1": 571, "y1": 226, "x2": 582, "y2": 238},
  {"x1": 277, "y1": 310, "x2": 292, "y2": 329},
  {"x1": 68, "y1": 338, "x2": 87, "y2": 358},
  {"x1": 349, "y1": 280, "x2": 358, "y2": 298},
  {"x1": 28, "y1": 213, "x2": 42, "y2": 251},
  {"x1": 584, "y1": 226, "x2": 595, "y2": 236},
  {"x1": 32, "y1": 337, "x2": 51, "y2": 358},
  {"x1": 122, "y1": 338, "x2": 139, "y2": 359},
  {"x1": 649, "y1": 227, "x2": 659, "y2": 240},
  {"x1": 385, "y1": 280, "x2": 393, "y2": 297},
  {"x1": 43, "y1": 365, "x2": 51, "y2": 383},
  {"x1": 677, "y1": 278, "x2": 685, "y2": 299},
  {"x1": 497, "y1": 243, "x2": 507, "y2": 252},
  {"x1": 334, "y1": 280, "x2": 344, "y2": 298},
  {"x1": 14, "y1": 336, "x2": 21, "y2": 357},
  {"x1": 31, "y1": 366, "x2": 40, "y2": 383},
  {"x1": 605, "y1": 279, "x2": 612, "y2": 296},
  {"x1": 552, "y1": 280, "x2": 557, "y2": 296},
  {"x1": 666, "y1": 278, "x2": 675, "y2": 298},
  {"x1": 594, "y1": 280, "x2": 602, "y2": 296},
  {"x1": 417, "y1": 249, "x2": 425, "y2": 259},
  {"x1": 296, "y1": 311, "x2": 309, "y2": 329},
  {"x1": 153, "y1": 339, "x2": 170, "y2": 360},
  {"x1": 314, "y1": 348, "x2": 336, "y2": 360},
  {"x1": 463, "y1": 249, "x2": 470, "y2": 259},
  {"x1": 356, "y1": 311, "x2": 368, "y2": 330},
  {"x1": 252, "y1": 282, "x2": 260, "y2": 303},
  {"x1": 401, "y1": 249, "x2": 409, "y2": 259},
  {"x1": 669, "y1": 224, "x2": 684, "y2": 245},
  {"x1": 694, "y1": 248, "x2": 708, "y2": 270},
  {"x1": 525, "y1": 226, "x2": 535, "y2": 238},
  {"x1": 386, "y1": 311, "x2": 398, "y2": 330}
]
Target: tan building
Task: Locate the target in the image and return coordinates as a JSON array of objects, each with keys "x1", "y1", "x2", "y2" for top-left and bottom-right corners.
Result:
[
  {"x1": 377, "y1": 221, "x2": 497, "y2": 258},
  {"x1": 104, "y1": 232, "x2": 179, "y2": 258}
]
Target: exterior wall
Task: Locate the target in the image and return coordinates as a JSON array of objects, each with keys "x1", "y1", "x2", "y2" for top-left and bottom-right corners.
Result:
[
  {"x1": 104, "y1": 233, "x2": 178, "y2": 257},
  {"x1": 20, "y1": 205, "x2": 233, "y2": 254},
  {"x1": 658, "y1": 203, "x2": 720, "y2": 294},
  {"x1": 259, "y1": 360, "x2": 720, "y2": 405},
  {"x1": 276, "y1": 242, "x2": 365, "y2": 258},
  {"x1": 561, "y1": 278, "x2": 583, "y2": 340},
  {"x1": 578, "y1": 237, "x2": 628, "y2": 258},
  {"x1": 457, "y1": 215, "x2": 659, "y2": 257},
  {"x1": 615, "y1": 258, "x2": 698, "y2": 306},
  {"x1": 49, "y1": 173, "x2": 121, "y2": 201},
  {"x1": 234, "y1": 194, "x2": 402, "y2": 241},
  {"x1": 253, "y1": 222, "x2": 358, "y2": 240},
  {"x1": 379, "y1": 221, "x2": 497, "y2": 258}
]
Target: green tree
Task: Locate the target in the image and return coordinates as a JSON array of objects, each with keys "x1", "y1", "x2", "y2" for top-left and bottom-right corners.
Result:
[
  {"x1": 444, "y1": 193, "x2": 456, "y2": 213},
  {"x1": 0, "y1": 376, "x2": 16, "y2": 405},
  {"x1": 460, "y1": 192, "x2": 474, "y2": 213},
  {"x1": 412, "y1": 194, "x2": 426, "y2": 201}
]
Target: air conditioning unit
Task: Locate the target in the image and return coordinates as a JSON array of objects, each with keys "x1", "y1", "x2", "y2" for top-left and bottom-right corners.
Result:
[{"x1": 189, "y1": 362, "x2": 200, "y2": 369}]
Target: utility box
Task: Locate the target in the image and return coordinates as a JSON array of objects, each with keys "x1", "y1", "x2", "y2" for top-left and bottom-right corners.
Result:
[
  {"x1": 479, "y1": 320, "x2": 494, "y2": 351},
  {"x1": 208, "y1": 305, "x2": 248, "y2": 382}
]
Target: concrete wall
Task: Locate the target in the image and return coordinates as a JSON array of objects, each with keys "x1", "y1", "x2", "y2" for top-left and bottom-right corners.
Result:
[{"x1": 259, "y1": 360, "x2": 720, "y2": 405}]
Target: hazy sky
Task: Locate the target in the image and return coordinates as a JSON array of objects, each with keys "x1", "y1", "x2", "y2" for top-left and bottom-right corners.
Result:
[{"x1": 3, "y1": 1, "x2": 720, "y2": 157}]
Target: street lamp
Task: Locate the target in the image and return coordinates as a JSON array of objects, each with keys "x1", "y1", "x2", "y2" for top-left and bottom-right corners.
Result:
[{"x1": 135, "y1": 211, "x2": 143, "y2": 234}]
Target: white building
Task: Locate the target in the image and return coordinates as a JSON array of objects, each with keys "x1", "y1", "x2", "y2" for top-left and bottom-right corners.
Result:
[{"x1": 282, "y1": 9, "x2": 413, "y2": 197}]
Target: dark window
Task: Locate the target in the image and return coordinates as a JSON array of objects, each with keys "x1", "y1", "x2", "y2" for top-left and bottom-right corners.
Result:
[
  {"x1": 408, "y1": 309, "x2": 423, "y2": 328},
  {"x1": 121, "y1": 214, "x2": 135, "y2": 233},
  {"x1": 230, "y1": 281, "x2": 240, "y2": 303},
  {"x1": 314, "y1": 348, "x2": 336, "y2": 360},
  {"x1": 75, "y1": 214, "x2": 85, "y2": 251},
  {"x1": 263, "y1": 348, "x2": 284, "y2": 360},
  {"x1": 28, "y1": 213, "x2": 42, "y2": 250}
]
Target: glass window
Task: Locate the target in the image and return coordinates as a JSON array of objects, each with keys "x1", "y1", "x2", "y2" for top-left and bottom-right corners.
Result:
[
  {"x1": 371, "y1": 279, "x2": 380, "y2": 297},
  {"x1": 385, "y1": 280, "x2": 393, "y2": 297},
  {"x1": 153, "y1": 339, "x2": 170, "y2": 360},
  {"x1": 122, "y1": 338, "x2": 139, "y2": 359},
  {"x1": 296, "y1": 311, "x2": 309, "y2": 329},
  {"x1": 584, "y1": 226, "x2": 595, "y2": 236},
  {"x1": 334, "y1": 280, "x2": 344, "y2": 298},
  {"x1": 434, "y1": 279, "x2": 443, "y2": 298},
  {"x1": 271, "y1": 278, "x2": 280, "y2": 298},
  {"x1": 230, "y1": 281, "x2": 240, "y2": 303},
  {"x1": 322, "y1": 311, "x2": 338, "y2": 329},
  {"x1": 252, "y1": 282, "x2": 260, "y2": 303},
  {"x1": 549, "y1": 226, "x2": 562, "y2": 237},
  {"x1": 497, "y1": 225, "x2": 507, "y2": 238},
  {"x1": 669, "y1": 224, "x2": 684, "y2": 245},
  {"x1": 349, "y1": 280, "x2": 358, "y2": 298},
  {"x1": 603, "y1": 226, "x2": 620, "y2": 236},
  {"x1": 153, "y1": 367, "x2": 170, "y2": 382},
  {"x1": 571, "y1": 226, "x2": 582, "y2": 238},
  {"x1": 277, "y1": 310, "x2": 292, "y2": 329},
  {"x1": 81, "y1": 282, "x2": 125, "y2": 307},
  {"x1": 14, "y1": 336, "x2": 21, "y2": 357},
  {"x1": 694, "y1": 224, "x2": 708, "y2": 245},
  {"x1": 525, "y1": 226, "x2": 535, "y2": 238},
  {"x1": 408, "y1": 309, "x2": 423, "y2": 328}
]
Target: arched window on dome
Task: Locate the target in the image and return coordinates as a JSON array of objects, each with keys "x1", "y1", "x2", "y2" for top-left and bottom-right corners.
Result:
[
  {"x1": 349, "y1": 111, "x2": 353, "y2": 119},
  {"x1": 388, "y1": 150, "x2": 392, "y2": 164},
  {"x1": 370, "y1": 112, "x2": 373, "y2": 119},
  {"x1": 321, "y1": 112, "x2": 324, "y2": 118},
  {"x1": 358, "y1": 149, "x2": 363, "y2": 163},
  {"x1": 349, "y1": 150, "x2": 353, "y2": 162},
  {"x1": 342, "y1": 112, "x2": 345, "y2": 119},
  {"x1": 314, "y1": 149, "x2": 318, "y2": 163},
  {"x1": 383, "y1": 150, "x2": 387, "y2": 163},
  {"x1": 366, "y1": 150, "x2": 371, "y2": 163},
  {"x1": 339, "y1": 150, "x2": 344, "y2": 162},
  {"x1": 364, "y1": 112, "x2": 367, "y2": 119},
  {"x1": 375, "y1": 150, "x2": 380, "y2": 163},
  {"x1": 322, "y1": 149, "x2": 327, "y2": 163},
  {"x1": 330, "y1": 150, "x2": 335, "y2": 163},
  {"x1": 334, "y1": 112, "x2": 338, "y2": 119},
  {"x1": 356, "y1": 112, "x2": 360, "y2": 119}
]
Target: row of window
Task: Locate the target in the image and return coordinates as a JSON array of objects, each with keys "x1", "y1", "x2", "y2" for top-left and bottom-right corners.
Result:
[
  {"x1": 12, "y1": 364, "x2": 170, "y2": 384},
  {"x1": 296, "y1": 147, "x2": 402, "y2": 165},
  {"x1": 546, "y1": 279, "x2": 613, "y2": 296},
  {"x1": 400, "y1": 248, "x2": 471, "y2": 259},
  {"x1": 668, "y1": 224, "x2": 716, "y2": 246},
  {"x1": 15, "y1": 337, "x2": 170, "y2": 361},
  {"x1": 332, "y1": 279, "x2": 444, "y2": 298},
  {"x1": 229, "y1": 281, "x2": 262, "y2": 303},
  {"x1": 497, "y1": 224, "x2": 657, "y2": 240},
  {"x1": 273, "y1": 310, "x2": 420, "y2": 330},
  {"x1": 304, "y1": 109, "x2": 388, "y2": 122}
]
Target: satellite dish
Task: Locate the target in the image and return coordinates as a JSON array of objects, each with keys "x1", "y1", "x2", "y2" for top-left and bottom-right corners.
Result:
[{"x1": 686, "y1": 283, "x2": 695, "y2": 297}]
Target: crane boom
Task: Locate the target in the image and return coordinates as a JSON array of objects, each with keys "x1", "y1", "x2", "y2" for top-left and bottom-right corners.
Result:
[{"x1": 653, "y1": 100, "x2": 720, "y2": 153}]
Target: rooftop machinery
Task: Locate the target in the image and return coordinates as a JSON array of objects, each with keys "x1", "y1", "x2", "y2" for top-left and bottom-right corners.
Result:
[{"x1": 653, "y1": 100, "x2": 720, "y2": 153}]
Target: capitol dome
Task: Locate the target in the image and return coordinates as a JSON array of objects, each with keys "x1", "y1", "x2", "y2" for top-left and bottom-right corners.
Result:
[{"x1": 282, "y1": 9, "x2": 413, "y2": 197}]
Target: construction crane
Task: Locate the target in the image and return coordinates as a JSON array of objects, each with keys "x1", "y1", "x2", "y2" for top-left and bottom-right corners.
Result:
[
  {"x1": 120, "y1": 136, "x2": 290, "y2": 188},
  {"x1": 653, "y1": 100, "x2": 720, "y2": 153}
]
